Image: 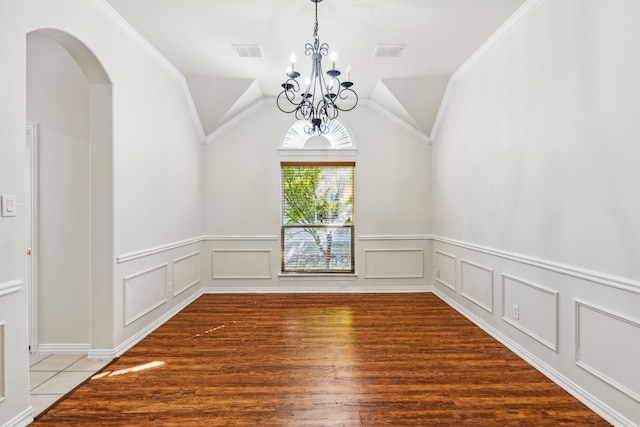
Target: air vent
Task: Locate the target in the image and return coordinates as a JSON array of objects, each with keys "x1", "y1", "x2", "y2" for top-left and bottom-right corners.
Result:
[
  {"x1": 232, "y1": 44, "x2": 263, "y2": 58},
  {"x1": 373, "y1": 44, "x2": 405, "y2": 58}
]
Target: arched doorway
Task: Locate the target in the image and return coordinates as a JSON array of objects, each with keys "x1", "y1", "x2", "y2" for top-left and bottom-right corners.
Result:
[{"x1": 26, "y1": 29, "x2": 113, "y2": 354}]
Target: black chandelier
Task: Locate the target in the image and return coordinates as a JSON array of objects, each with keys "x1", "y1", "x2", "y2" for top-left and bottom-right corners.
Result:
[{"x1": 276, "y1": 0, "x2": 358, "y2": 135}]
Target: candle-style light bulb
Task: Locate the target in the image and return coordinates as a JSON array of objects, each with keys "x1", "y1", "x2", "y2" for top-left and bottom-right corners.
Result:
[
  {"x1": 290, "y1": 53, "x2": 297, "y2": 71},
  {"x1": 331, "y1": 51, "x2": 337, "y2": 70},
  {"x1": 346, "y1": 64, "x2": 351, "y2": 81}
]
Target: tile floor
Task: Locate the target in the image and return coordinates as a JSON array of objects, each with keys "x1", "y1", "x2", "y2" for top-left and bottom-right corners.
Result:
[{"x1": 29, "y1": 353, "x2": 112, "y2": 417}]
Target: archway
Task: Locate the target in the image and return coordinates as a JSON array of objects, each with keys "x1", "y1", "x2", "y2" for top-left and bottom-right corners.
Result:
[{"x1": 26, "y1": 29, "x2": 113, "y2": 354}]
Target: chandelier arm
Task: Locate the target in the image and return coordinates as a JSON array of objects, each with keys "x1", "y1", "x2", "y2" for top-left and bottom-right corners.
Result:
[
  {"x1": 333, "y1": 87, "x2": 358, "y2": 112},
  {"x1": 304, "y1": 125, "x2": 315, "y2": 135},
  {"x1": 276, "y1": 78, "x2": 302, "y2": 113},
  {"x1": 294, "y1": 108, "x2": 306, "y2": 121},
  {"x1": 321, "y1": 99, "x2": 339, "y2": 120}
]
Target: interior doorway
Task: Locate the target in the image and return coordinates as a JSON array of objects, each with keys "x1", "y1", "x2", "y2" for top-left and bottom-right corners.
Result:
[{"x1": 26, "y1": 29, "x2": 114, "y2": 354}]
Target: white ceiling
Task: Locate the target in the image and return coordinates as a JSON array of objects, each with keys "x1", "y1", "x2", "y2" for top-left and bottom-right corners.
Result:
[{"x1": 104, "y1": 0, "x2": 526, "y2": 139}]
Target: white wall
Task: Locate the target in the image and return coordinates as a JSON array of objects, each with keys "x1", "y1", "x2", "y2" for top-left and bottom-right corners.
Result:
[
  {"x1": 27, "y1": 32, "x2": 91, "y2": 347},
  {"x1": 433, "y1": 0, "x2": 640, "y2": 279},
  {"x1": 0, "y1": 0, "x2": 32, "y2": 424},
  {"x1": 432, "y1": 1, "x2": 640, "y2": 425},
  {"x1": 202, "y1": 105, "x2": 432, "y2": 292},
  {"x1": 1, "y1": 1, "x2": 205, "y2": 424}
]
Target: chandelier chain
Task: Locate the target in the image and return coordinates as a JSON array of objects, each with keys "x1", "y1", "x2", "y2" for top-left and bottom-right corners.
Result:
[{"x1": 313, "y1": 0, "x2": 319, "y2": 42}]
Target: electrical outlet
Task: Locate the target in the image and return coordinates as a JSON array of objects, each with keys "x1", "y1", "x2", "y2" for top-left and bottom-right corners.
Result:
[
  {"x1": 339, "y1": 281, "x2": 349, "y2": 288},
  {"x1": 512, "y1": 304, "x2": 520, "y2": 320}
]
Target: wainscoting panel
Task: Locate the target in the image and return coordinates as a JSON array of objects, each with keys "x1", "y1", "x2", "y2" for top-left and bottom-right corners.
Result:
[
  {"x1": 0, "y1": 321, "x2": 5, "y2": 403},
  {"x1": 575, "y1": 300, "x2": 640, "y2": 403},
  {"x1": 431, "y1": 237, "x2": 640, "y2": 426},
  {"x1": 434, "y1": 250, "x2": 456, "y2": 291},
  {"x1": 364, "y1": 249, "x2": 424, "y2": 279},
  {"x1": 502, "y1": 274, "x2": 558, "y2": 351},
  {"x1": 212, "y1": 249, "x2": 272, "y2": 280},
  {"x1": 460, "y1": 259, "x2": 494, "y2": 313},
  {"x1": 173, "y1": 251, "x2": 201, "y2": 297},
  {"x1": 123, "y1": 264, "x2": 168, "y2": 326}
]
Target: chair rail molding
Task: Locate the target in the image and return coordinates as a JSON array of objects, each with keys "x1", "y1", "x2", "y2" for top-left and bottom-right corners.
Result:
[
  {"x1": 432, "y1": 235, "x2": 640, "y2": 294},
  {"x1": 117, "y1": 236, "x2": 204, "y2": 263},
  {"x1": 0, "y1": 280, "x2": 23, "y2": 298}
]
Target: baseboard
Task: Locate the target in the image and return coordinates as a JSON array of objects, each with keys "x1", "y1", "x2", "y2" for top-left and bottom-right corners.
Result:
[
  {"x1": 88, "y1": 289, "x2": 203, "y2": 360},
  {"x1": 3, "y1": 406, "x2": 33, "y2": 427},
  {"x1": 203, "y1": 285, "x2": 434, "y2": 294},
  {"x1": 432, "y1": 287, "x2": 635, "y2": 427},
  {"x1": 34, "y1": 344, "x2": 90, "y2": 354},
  {"x1": 86, "y1": 348, "x2": 118, "y2": 361}
]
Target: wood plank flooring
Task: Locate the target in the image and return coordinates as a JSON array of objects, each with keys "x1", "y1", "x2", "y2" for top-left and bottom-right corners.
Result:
[{"x1": 32, "y1": 293, "x2": 610, "y2": 426}]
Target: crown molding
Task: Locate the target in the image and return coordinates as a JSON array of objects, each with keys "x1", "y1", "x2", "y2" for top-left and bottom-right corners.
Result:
[
  {"x1": 87, "y1": 0, "x2": 544, "y2": 147},
  {"x1": 366, "y1": 100, "x2": 432, "y2": 145},
  {"x1": 204, "y1": 99, "x2": 267, "y2": 144},
  {"x1": 81, "y1": 2, "x2": 434, "y2": 147},
  {"x1": 429, "y1": 0, "x2": 545, "y2": 143}
]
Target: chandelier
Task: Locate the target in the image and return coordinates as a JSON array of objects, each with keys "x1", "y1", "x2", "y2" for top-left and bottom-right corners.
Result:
[{"x1": 276, "y1": 0, "x2": 358, "y2": 135}]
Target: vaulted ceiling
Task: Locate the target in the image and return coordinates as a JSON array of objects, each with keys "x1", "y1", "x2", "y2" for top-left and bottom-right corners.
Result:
[{"x1": 104, "y1": 0, "x2": 526, "y2": 142}]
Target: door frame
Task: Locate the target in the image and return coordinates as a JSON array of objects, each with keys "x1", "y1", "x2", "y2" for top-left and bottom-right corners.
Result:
[{"x1": 26, "y1": 122, "x2": 39, "y2": 352}]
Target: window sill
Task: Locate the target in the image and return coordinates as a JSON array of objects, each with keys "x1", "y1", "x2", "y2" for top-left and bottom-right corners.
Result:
[{"x1": 278, "y1": 273, "x2": 358, "y2": 281}]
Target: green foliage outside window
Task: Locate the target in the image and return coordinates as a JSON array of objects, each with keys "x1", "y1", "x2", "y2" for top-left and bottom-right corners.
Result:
[{"x1": 281, "y1": 164, "x2": 354, "y2": 273}]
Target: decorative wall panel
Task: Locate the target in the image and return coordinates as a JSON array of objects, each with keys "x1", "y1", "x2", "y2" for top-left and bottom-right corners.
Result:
[
  {"x1": 212, "y1": 249, "x2": 272, "y2": 279},
  {"x1": 123, "y1": 264, "x2": 168, "y2": 326},
  {"x1": 172, "y1": 251, "x2": 201, "y2": 297},
  {"x1": 460, "y1": 259, "x2": 494, "y2": 313},
  {"x1": 364, "y1": 249, "x2": 424, "y2": 279},
  {"x1": 502, "y1": 274, "x2": 558, "y2": 351},
  {"x1": 434, "y1": 250, "x2": 456, "y2": 291},
  {"x1": 576, "y1": 301, "x2": 640, "y2": 403}
]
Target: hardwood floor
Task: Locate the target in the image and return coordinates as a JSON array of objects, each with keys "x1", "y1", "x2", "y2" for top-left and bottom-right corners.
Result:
[{"x1": 32, "y1": 293, "x2": 609, "y2": 426}]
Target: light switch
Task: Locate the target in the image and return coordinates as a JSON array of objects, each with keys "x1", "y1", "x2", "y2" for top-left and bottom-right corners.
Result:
[{"x1": 1, "y1": 195, "x2": 17, "y2": 217}]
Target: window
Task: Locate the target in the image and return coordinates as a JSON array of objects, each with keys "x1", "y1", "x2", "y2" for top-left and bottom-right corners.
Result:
[
  {"x1": 282, "y1": 119, "x2": 354, "y2": 149},
  {"x1": 281, "y1": 162, "x2": 355, "y2": 274}
]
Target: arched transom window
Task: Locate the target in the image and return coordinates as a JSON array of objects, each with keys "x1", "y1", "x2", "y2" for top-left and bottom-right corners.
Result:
[{"x1": 282, "y1": 120, "x2": 354, "y2": 149}]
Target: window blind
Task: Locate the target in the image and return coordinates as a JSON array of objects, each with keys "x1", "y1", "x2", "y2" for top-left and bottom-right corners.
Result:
[{"x1": 281, "y1": 162, "x2": 355, "y2": 273}]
